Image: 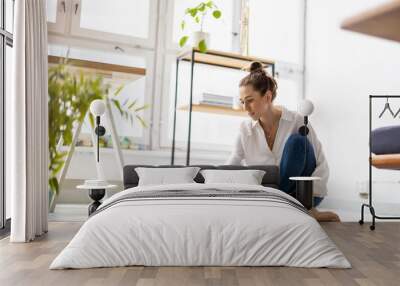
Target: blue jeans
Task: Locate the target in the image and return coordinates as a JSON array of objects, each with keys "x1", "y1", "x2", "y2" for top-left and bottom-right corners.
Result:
[{"x1": 279, "y1": 134, "x2": 323, "y2": 207}]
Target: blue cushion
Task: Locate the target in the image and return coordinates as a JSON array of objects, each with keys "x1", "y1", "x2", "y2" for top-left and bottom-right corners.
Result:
[{"x1": 371, "y1": 125, "x2": 400, "y2": 155}]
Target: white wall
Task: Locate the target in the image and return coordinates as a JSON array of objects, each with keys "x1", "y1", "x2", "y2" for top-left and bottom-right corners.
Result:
[
  {"x1": 57, "y1": 0, "x2": 400, "y2": 216},
  {"x1": 306, "y1": 0, "x2": 400, "y2": 211}
]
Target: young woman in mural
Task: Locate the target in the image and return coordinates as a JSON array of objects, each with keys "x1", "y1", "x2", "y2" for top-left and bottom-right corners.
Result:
[{"x1": 227, "y1": 62, "x2": 339, "y2": 221}]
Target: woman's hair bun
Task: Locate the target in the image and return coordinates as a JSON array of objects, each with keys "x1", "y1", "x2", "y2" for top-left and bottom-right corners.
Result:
[
  {"x1": 248, "y1": 61, "x2": 264, "y2": 74},
  {"x1": 240, "y1": 61, "x2": 277, "y2": 100}
]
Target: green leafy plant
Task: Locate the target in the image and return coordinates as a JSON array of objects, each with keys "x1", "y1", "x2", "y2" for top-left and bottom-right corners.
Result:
[
  {"x1": 48, "y1": 59, "x2": 148, "y2": 208},
  {"x1": 179, "y1": 1, "x2": 222, "y2": 53}
]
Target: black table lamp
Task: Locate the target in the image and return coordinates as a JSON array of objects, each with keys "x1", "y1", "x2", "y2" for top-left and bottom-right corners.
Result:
[
  {"x1": 296, "y1": 99, "x2": 315, "y2": 209},
  {"x1": 90, "y1": 99, "x2": 106, "y2": 162}
]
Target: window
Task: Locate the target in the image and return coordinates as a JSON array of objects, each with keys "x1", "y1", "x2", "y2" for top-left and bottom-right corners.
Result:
[
  {"x1": 160, "y1": 55, "x2": 247, "y2": 156},
  {"x1": 47, "y1": 0, "x2": 157, "y2": 155},
  {"x1": 70, "y1": 0, "x2": 157, "y2": 48},
  {"x1": 169, "y1": 0, "x2": 237, "y2": 52},
  {"x1": 160, "y1": 0, "x2": 246, "y2": 155},
  {"x1": 46, "y1": 0, "x2": 58, "y2": 23},
  {"x1": 48, "y1": 44, "x2": 153, "y2": 151},
  {"x1": 160, "y1": 0, "x2": 304, "y2": 155},
  {"x1": 1, "y1": 0, "x2": 14, "y2": 231},
  {"x1": 248, "y1": 0, "x2": 305, "y2": 106},
  {"x1": 79, "y1": 0, "x2": 150, "y2": 39},
  {"x1": 249, "y1": 0, "x2": 304, "y2": 65},
  {"x1": 46, "y1": 0, "x2": 68, "y2": 33},
  {"x1": 5, "y1": 0, "x2": 13, "y2": 33}
]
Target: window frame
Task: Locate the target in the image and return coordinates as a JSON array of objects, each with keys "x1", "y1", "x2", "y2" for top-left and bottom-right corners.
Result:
[
  {"x1": 47, "y1": 34, "x2": 155, "y2": 150},
  {"x1": 69, "y1": 0, "x2": 158, "y2": 49},
  {"x1": 47, "y1": 0, "x2": 159, "y2": 151},
  {"x1": 159, "y1": 0, "x2": 243, "y2": 152},
  {"x1": 1, "y1": 0, "x2": 13, "y2": 232},
  {"x1": 47, "y1": 0, "x2": 69, "y2": 34},
  {"x1": 164, "y1": 0, "x2": 241, "y2": 53}
]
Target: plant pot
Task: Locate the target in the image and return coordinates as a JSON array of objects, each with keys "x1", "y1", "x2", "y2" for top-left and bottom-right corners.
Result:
[{"x1": 192, "y1": 31, "x2": 210, "y2": 52}]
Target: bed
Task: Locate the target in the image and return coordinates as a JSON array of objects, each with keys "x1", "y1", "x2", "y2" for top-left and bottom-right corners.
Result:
[{"x1": 50, "y1": 165, "x2": 350, "y2": 269}]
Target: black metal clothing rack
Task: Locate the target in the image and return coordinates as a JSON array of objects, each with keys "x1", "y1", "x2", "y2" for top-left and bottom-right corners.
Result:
[
  {"x1": 170, "y1": 48, "x2": 275, "y2": 166},
  {"x1": 360, "y1": 95, "x2": 400, "y2": 230}
]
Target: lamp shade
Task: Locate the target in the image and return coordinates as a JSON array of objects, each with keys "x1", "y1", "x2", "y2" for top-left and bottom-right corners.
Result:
[
  {"x1": 90, "y1": 99, "x2": 106, "y2": 116},
  {"x1": 298, "y1": 99, "x2": 314, "y2": 116}
]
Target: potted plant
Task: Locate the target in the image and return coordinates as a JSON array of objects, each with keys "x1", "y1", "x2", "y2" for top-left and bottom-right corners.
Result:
[
  {"x1": 179, "y1": 1, "x2": 222, "y2": 53},
  {"x1": 48, "y1": 59, "x2": 148, "y2": 211}
]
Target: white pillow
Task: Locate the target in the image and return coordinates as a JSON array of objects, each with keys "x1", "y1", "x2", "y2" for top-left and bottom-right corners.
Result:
[
  {"x1": 135, "y1": 167, "x2": 201, "y2": 186},
  {"x1": 200, "y1": 169, "x2": 266, "y2": 185}
]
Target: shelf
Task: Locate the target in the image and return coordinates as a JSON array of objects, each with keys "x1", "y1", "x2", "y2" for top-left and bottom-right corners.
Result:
[
  {"x1": 341, "y1": 0, "x2": 400, "y2": 43},
  {"x1": 178, "y1": 48, "x2": 275, "y2": 70},
  {"x1": 372, "y1": 154, "x2": 400, "y2": 170},
  {"x1": 48, "y1": 55, "x2": 146, "y2": 83},
  {"x1": 178, "y1": 104, "x2": 247, "y2": 117},
  {"x1": 59, "y1": 145, "x2": 229, "y2": 160}
]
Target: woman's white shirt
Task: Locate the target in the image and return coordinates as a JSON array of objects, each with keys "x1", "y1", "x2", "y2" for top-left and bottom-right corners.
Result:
[{"x1": 226, "y1": 106, "x2": 329, "y2": 197}]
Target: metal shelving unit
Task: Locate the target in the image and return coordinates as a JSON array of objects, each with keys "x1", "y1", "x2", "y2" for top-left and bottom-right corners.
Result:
[{"x1": 170, "y1": 48, "x2": 275, "y2": 165}]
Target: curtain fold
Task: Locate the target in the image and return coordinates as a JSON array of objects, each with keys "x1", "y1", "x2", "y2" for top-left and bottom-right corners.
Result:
[{"x1": 10, "y1": 0, "x2": 48, "y2": 242}]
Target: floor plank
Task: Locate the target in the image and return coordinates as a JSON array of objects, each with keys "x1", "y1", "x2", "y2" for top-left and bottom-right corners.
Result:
[{"x1": 0, "y1": 222, "x2": 399, "y2": 286}]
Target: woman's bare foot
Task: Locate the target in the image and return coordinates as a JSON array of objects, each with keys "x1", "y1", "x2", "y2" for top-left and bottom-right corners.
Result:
[{"x1": 309, "y1": 208, "x2": 341, "y2": 222}]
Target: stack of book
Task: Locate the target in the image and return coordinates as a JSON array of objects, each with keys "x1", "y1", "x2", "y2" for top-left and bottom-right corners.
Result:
[{"x1": 199, "y1": 92, "x2": 233, "y2": 108}]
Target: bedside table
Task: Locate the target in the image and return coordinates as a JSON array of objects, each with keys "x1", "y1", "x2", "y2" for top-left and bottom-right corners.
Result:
[
  {"x1": 289, "y1": 176, "x2": 321, "y2": 210},
  {"x1": 77, "y1": 184, "x2": 117, "y2": 216}
]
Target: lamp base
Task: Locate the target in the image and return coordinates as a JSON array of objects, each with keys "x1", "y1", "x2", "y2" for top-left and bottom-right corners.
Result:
[
  {"x1": 95, "y1": 125, "x2": 106, "y2": 136},
  {"x1": 88, "y1": 188, "x2": 105, "y2": 215},
  {"x1": 298, "y1": 125, "x2": 309, "y2": 136},
  {"x1": 295, "y1": 180, "x2": 313, "y2": 210}
]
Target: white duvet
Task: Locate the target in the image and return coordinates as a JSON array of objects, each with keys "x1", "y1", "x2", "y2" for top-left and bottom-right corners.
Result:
[{"x1": 50, "y1": 183, "x2": 350, "y2": 269}]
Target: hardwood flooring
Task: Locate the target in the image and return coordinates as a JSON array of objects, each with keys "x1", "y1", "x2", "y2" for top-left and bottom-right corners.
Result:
[{"x1": 0, "y1": 222, "x2": 399, "y2": 286}]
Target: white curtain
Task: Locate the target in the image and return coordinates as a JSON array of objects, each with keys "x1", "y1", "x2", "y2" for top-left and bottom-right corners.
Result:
[{"x1": 10, "y1": 0, "x2": 49, "y2": 242}]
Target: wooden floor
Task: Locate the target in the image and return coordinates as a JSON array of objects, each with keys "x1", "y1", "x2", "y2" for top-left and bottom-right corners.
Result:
[{"x1": 1, "y1": 222, "x2": 400, "y2": 286}]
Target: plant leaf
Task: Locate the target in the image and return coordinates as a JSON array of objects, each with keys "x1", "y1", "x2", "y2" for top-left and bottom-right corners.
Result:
[
  {"x1": 134, "y1": 104, "x2": 150, "y2": 112},
  {"x1": 198, "y1": 39, "x2": 207, "y2": 53},
  {"x1": 198, "y1": 3, "x2": 206, "y2": 12},
  {"x1": 128, "y1": 99, "x2": 138, "y2": 110},
  {"x1": 49, "y1": 177, "x2": 59, "y2": 194},
  {"x1": 88, "y1": 113, "x2": 95, "y2": 129},
  {"x1": 195, "y1": 16, "x2": 200, "y2": 23},
  {"x1": 180, "y1": 20, "x2": 185, "y2": 30},
  {"x1": 212, "y1": 10, "x2": 221, "y2": 19},
  {"x1": 113, "y1": 84, "x2": 124, "y2": 97},
  {"x1": 189, "y1": 8, "x2": 197, "y2": 17},
  {"x1": 179, "y1": 36, "x2": 189, "y2": 47},
  {"x1": 136, "y1": 115, "x2": 147, "y2": 128},
  {"x1": 112, "y1": 99, "x2": 123, "y2": 115},
  {"x1": 53, "y1": 162, "x2": 65, "y2": 175}
]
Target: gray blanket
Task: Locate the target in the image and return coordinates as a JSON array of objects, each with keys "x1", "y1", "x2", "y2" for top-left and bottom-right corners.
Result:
[{"x1": 91, "y1": 189, "x2": 308, "y2": 217}]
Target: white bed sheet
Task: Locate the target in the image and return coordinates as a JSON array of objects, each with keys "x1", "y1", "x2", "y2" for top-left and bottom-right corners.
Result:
[{"x1": 50, "y1": 183, "x2": 350, "y2": 269}]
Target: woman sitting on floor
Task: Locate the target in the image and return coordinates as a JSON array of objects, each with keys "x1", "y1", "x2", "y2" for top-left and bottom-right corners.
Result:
[{"x1": 227, "y1": 61, "x2": 339, "y2": 222}]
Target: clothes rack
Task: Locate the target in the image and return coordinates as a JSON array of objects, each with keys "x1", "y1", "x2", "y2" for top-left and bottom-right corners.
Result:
[{"x1": 360, "y1": 95, "x2": 400, "y2": 230}]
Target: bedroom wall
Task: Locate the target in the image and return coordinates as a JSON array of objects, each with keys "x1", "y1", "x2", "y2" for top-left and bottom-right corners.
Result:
[
  {"x1": 306, "y1": 0, "x2": 400, "y2": 213},
  {"x1": 59, "y1": 0, "x2": 400, "y2": 216}
]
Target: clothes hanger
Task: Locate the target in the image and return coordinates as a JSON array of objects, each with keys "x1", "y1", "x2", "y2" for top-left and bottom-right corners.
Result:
[
  {"x1": 378, "y1": 97, "x2": 395, "y2": 118},
  {"x1": 394, "y1": 106, "x2": 400, "y2": 118}
]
